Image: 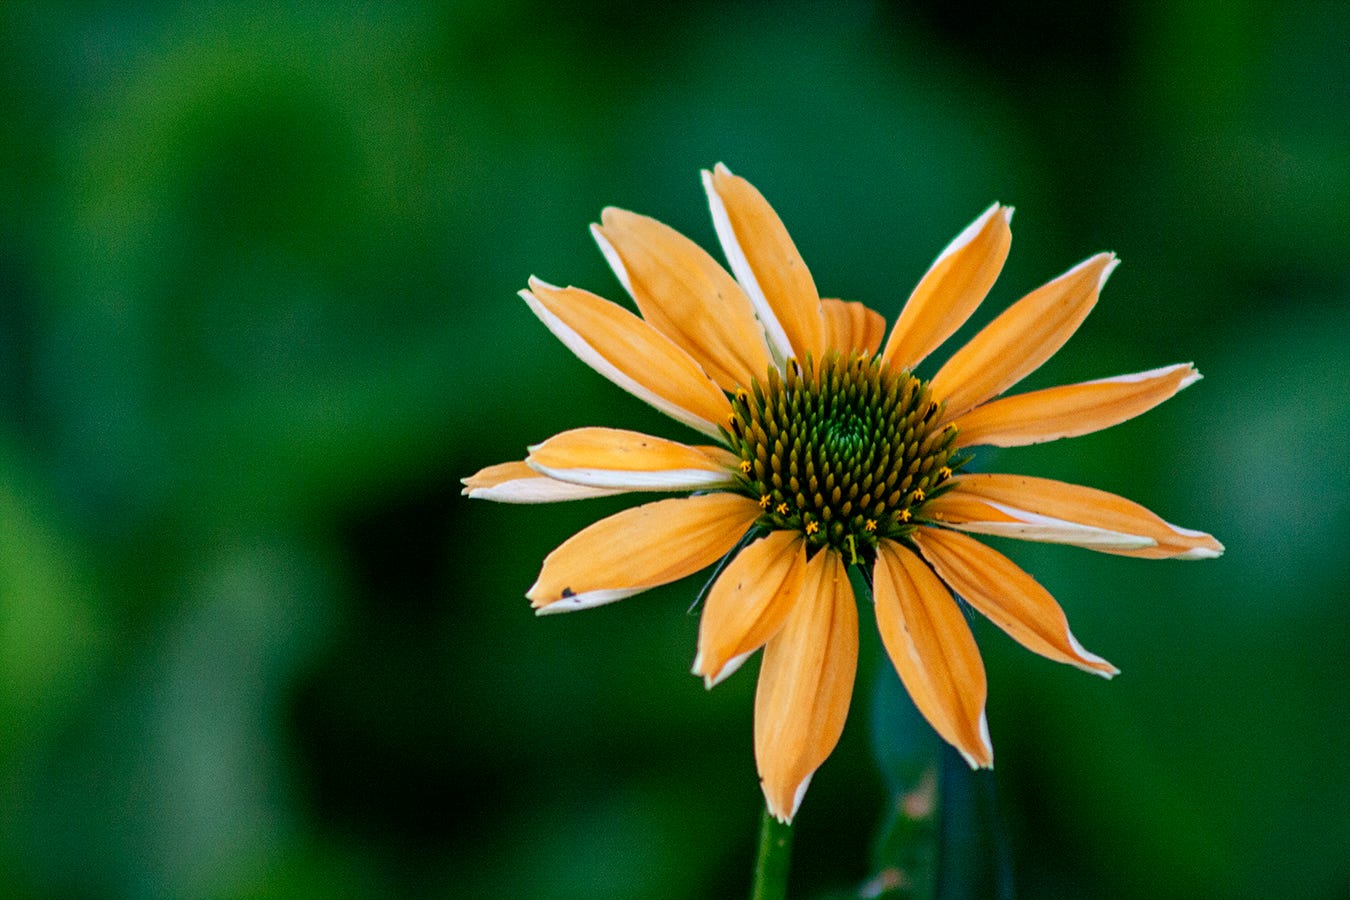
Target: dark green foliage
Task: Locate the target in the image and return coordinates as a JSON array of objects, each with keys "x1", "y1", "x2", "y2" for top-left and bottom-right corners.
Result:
[{"x1": 0, "y1": 1, "x2": 1346, "y2": 897}]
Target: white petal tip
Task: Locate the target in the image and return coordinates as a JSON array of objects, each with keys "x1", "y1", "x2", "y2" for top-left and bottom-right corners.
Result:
[
  {"x1": 1068, "y1": 630, "x2": 1118, "y2": 678},
  {"x1": 697, "y1": 649, "x2": 751, "y2": 689},
  {"x1": 789, "y1": 773, "x2": 813, "y2": 821},
  {"x1": 957, "y1": 750, "x2": 994, "y2": 770},
  {"x1": 691, "y1": 653, "x2": 713, "y2": 687},
  {"x1": 957, "y1": 712, "x2": 995, "y2": 768},
  {"x1": 1162, "y1": 522, "x2": 1224, "y2": 558},
  {"x1": 764, "y1": 772, "x2": 812, "y2": 826},
  {"x1": 533, "y1": 599, "x2": 581, "y2": 616},
  {"x1": 531, "y1": 587, "x2": 639, "y2": 615},
  {"x1": 590, "y1": 224, "x2": 634, "y2": 297},
  {"x1": 1098, "y1": 254, "x2": 1121, "y2": 288},
  {"x1": 1178, "y1": 366, "x2": 1203, "y2": 390},
  {"x1": 935, "y1": 202, "x2": 1007, "y2": 265}
]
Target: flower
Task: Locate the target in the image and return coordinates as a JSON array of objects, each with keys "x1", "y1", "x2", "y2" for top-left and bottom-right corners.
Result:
[{"x1": 464, "y1": 164, "x2": 1223, "y2": 824}]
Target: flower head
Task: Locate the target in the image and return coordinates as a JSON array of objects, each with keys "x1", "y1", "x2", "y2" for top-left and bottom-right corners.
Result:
[{"x1": 464, "y1": 165, "x2": 1222, "y2": 824}]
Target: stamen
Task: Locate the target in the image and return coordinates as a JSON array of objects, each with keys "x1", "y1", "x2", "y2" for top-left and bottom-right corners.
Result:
[{"x1": 727, "y1": 351, "x2": 963, "y2": 559}]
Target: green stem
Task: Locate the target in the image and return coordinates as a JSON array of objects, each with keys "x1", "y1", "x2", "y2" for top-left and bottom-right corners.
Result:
[{"x1": 750, "y1": 805, "x2": 794, "y2": 900}]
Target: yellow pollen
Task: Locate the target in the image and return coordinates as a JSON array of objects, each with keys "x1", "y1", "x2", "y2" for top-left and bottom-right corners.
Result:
[
  {"x1": 739, "y1": 460, "x2": 752, "y2": 474},
  {"x1": 912, "y1": 488, "x2": 926, "y2": 502},
  {"x1": 864, "y1": 519, "x2": 877, "y2": 532},
  {"x1": 899, "y1": 509, "x2": 911, "y2": 523},
  {"x1": 804, "y1": 520, "x2": 820, "y2": 535},
  {"x1": 776, "y1": 502, "x2": 790, "y2": 515},
  {"x1": 759, "y1": 494, "x2": 772, "y2": 509},
  {"x1": 938, "y1": 466, "x2": 952, "y2": 480}
]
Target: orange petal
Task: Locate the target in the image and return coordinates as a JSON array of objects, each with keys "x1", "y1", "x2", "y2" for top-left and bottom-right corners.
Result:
[
  {"x1": 528, "y1": 493, "x2": 761, "y2": 613},
  {"x1": 930, "y1": 473, "x2": 1223, "y2": 559},
  {"x1": 704, "y1": 164, "x2": 826, "y2": 365},
  {"x1": 914, "y1": 528, "x2": 1118, "y2": 677},
  {"x1": 922, "y1": 488, "x2": 1153, "y2": 551},
  {"x1": 523, "y1": 279, "x2": 732, "y2": 438},
  {"x1": 882, "y1": 203, "x2": 1013, "y2": 373},
  {"x1": 592, "y1": 209, "x2": 772, "y2": 392},
  {"x1": 821, "y1": 298, "x2": 886, "y2": 356},
  {"x1": 692, "y1": 531, "x2": 807, "y2": 688},
  {"x1": 874, "y1": 540, "x2": 992, "y2": 768},
  {"x1": 930, "y1": 253, "x2": 1118, "y2": 421},
  {"x1": 461, "y1": 461, "x2": 627, "y2": 503},
  {"x1": 527, "y1": 427, "x2": 739, "y2": 491},
  {"x1": 754, "y1": 548, "x2": 858, "y2": 823},
  {"x1": 952, "y1": 363, "x2": 1201, "y2": 448}
]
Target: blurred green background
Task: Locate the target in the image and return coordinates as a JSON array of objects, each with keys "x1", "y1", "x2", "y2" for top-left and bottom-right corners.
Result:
[{"x1": 2, "y1": 1, "x2": 1347, "y2": 897}]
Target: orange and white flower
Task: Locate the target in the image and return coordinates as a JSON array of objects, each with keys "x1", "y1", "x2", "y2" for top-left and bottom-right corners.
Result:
[{"x1": 464, "y1": 165, "x2": 1222, "y2": 824}]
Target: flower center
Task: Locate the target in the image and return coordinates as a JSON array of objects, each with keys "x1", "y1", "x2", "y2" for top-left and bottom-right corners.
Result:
[{"x1": 726, "y1": 352, "x2": 964, "y2": 560}]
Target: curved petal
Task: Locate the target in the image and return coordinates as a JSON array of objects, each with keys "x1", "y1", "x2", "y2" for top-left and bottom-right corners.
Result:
[
  {"x1": 523, "y1": 279, "x2": 732, "y2": 438},
  {"x1": 692, "y1": 530, "x2": 807, "y2": 688},
  {"x1": 952, "y1": 363, "x2": 1201, "y2": 448},
  {"x1": 592, "y1": 209, "x2": 772, "y2": 391},
  {"x1": 922, "y1": 489, "x2": 1156, "y2": 551},
  {"x1": 930, "y1": 473, "x2": 1223, "y2": 559},
  {"x1": 528, "y1": 493, "x2": 760, "y2": 613},
  {"x1": 754, "y1": 548, "x2": 858, "y2": 824},
  {"x1": 931, "y1": 253, "x2": 1119, "y2": 422},
  {"x1": 874, "y1": 540, "x2": 993, "y2": 768},
  {"x1": 461, "y1": 461, "x2": 626, "y2": 503},
  {"x1": 914, "y1": 528, "x2": 1118, "y2": 678},
  {"x1": 527, "y1": 427, "x2": 739, "y2": 491},
  {"x1": 704, "y1": 163, "x2": 826, "y2": 365},
  {"x1": 821, "y1": 298, "x2": 886, "y2": 356},
  {"x1": 882, "y1": 203, "x2": 1013, "y2": 373}
]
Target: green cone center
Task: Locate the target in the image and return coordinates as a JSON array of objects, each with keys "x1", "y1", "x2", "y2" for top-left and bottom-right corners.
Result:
[{"x1": 726, "y1": 352, "x2": 963, "y2": 559}]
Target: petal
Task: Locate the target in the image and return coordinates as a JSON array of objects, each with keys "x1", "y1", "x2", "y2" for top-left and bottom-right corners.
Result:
[
  {"x1": 692, "y1": 530, "x2": 807, "y2": 688},
  {"x1": 527, "y1": 427, "x2": 739, "y2": 491},
  {"x1": 527, "y1": 493, "x2": 760, "y2": 613},
  {"x1": 523, "y1": 279, "x2": 732, "y2": 438},
  {"x1": 461, "y1": 461, "x2": 627, "y2": 503},
  {"x1": 754, "y1": 549, "x2": 858, "y2": 824},
  {"x1": 882, "y1": 203, "x2": 1013, "y2": 373},
  {"x1": 930, "y1": 473, "x2": 1223, "y2": 559},
  {"x1": 821, "y1": 298, "x2": 886, "y2": 356},
  {"x1": 914, "y1": 528, "x2": 1119, "y2": 678},
  {"x1": 931, "y1": 253, "x2": 1119, "y2": 421},
  {"x1": 592, "y1": 209, "x2": 772, "y2": 392},
  {"x1": 922, "y1": 489, "x2": 1156, "y2": 551},
  {"x1": 704, "y1": 164, "x2": 826, "y2": 365},
  {"x1": 874, "y1": 540, "x2": 992, "y2": 768},
  {"x1": 952, "y1": 363, "x2": 1201, "y2": 448}
]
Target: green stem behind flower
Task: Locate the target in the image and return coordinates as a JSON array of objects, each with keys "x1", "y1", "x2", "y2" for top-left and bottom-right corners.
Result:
[{"x1": 750, "y1": 805, "x2": 794, "y2": 900}]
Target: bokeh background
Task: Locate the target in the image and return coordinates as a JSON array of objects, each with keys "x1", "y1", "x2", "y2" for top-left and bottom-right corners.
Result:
[{"x1": 2, "y1": 1, "x2": 1347, "y2": 897}]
